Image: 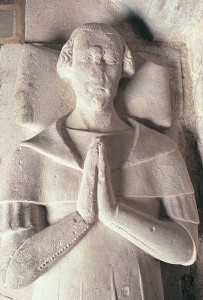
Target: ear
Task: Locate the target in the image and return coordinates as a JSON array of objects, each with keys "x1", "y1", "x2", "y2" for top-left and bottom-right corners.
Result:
[
  {"x1": 122, "y1": 44, "x2": 135, "y2": 78},
  {"x1": 57, "y1": 39, "x2": 73, "y2": 80}
]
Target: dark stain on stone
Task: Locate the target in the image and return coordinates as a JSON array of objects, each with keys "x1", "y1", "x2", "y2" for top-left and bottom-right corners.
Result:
[
  {"x1": 125, "y1": 12, "x2": 154, "y2": 42},
  {"x1": 181, "y1": 272, "x2": 197, "y2": 300}
]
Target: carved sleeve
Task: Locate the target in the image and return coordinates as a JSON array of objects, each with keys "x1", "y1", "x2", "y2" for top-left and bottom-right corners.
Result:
[
  {"x1": 161, "y1": 193, "x2": 199, "y2": 264},
  {"x1": 4, "y1": 211, "x2": 91, "y2": 289},
  {"x1": 0, "y1": 146, "x2": 47, "y2": 286},
  {"x1": 161, "y1": 193, "x2": 199, "y2": 224},
  {"x1": 0, "y1": 146, "x2": 92, "y2": 289},
  {"x1": 97, "y1": 143, "x2": 199, "y2": 266}
]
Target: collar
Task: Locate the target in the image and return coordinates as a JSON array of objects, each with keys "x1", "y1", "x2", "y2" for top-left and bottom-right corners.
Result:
[{"x1": 20, "y1": 116, "x2": 139, "y2": 170}]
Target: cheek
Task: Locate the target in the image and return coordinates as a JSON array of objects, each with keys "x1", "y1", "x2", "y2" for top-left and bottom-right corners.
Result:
[
  {"x1": 106, "y1": 68, "x2": 121, "y2": 91},
  {"x1": 106, "y1": 63, "x2": 122, "y2": 80},
  {"x1": 71, "y1": 61, "x2": 92, "y2": 78},
  {"x1": 71, "y1": 67, "x2": 86, "y2": 84}
]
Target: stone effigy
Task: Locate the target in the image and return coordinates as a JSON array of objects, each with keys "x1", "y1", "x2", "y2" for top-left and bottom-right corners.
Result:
[{"x1": 0, "y1": 23, "x2": 199, "y2": 299}]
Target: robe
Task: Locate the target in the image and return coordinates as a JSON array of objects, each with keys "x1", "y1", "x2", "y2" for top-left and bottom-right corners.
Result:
[{"x1": 0, "y1": 117, "x2": 199, "y2": 300}]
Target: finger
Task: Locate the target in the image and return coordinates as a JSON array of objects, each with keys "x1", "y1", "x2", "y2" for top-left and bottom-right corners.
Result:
[
  {"x1": 97, "y1": 176, "x2": 115, "y2": 223},
  {"x1": 77, "y1": 168, "x2": 98, "y2": 224},
  {"x1": 98, "y1": 142, "x2": 113, "y2": 209},
  {"x1": 1, "y1": 202, "x2": 12, "y2": 230},
  {"x1": 91, "y1": 136, "x2": 102, "y2": 148},
  {"x1": 79, "y1": 153, "x2": 98, "y2": 203},
  {"x1": 83, "y1": 140, "x2": 99, "y2": 179},
  {"x1": 85, "y1": 137, "x2": 101, "y2": 164},
  {"x1": 11, "y1": 202, "x2": 22, "y2": 229},
  {"x1": 79, "y1": 138, "x2": 100, "y2": 203},
  {"x1": 77, "y1": 139, "x2": 100, "y2": 223},
  {"x1": 98, "y1": 140, "x2": 110, "y2": 182}
]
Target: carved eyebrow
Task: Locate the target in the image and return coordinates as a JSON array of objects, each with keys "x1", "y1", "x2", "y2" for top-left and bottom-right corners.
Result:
[
  {"x1": 103, "y1": 50, "x2": 120, "y2": 60},
  {"x1": 104, "y1": 49, "x2": 120, "y2": 55},
  {"x1": 89, "y1": 46, "x2": 102, "y2": 55}
]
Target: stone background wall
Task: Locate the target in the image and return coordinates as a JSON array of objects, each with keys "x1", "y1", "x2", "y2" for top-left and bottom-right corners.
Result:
[{"x1": 0, "y1": 1, "x2": 203, "y2": 299}]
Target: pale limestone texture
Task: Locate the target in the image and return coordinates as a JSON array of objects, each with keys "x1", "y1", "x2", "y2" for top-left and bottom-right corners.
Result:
[
  {"x1": 15, "y1": 44, "x2": 171, "y2": 132},
  {"x1": 25, "y1": 0, "x2": 126, "y2": 43},
  {"x1": 0, "y1": 44, "x2": 35, "y2": 300},
  {"x1": 15, "y1": 44, "x2": 74, "y2": 132},
  {"x1": 24, "y1": 0, "x2": 203, "y2": 44},
  {"x1": 0, "y1": 23, "x2": 200, "y2": 300},
  {"x1": 0, "y1": 1, "x2": 25, "y2": 44},
  {"x1": 0, "y1": 1, "x2": 203, "y2": 299}
]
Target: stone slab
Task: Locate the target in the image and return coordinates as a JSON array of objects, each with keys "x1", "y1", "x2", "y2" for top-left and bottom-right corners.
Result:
[
  {"x1": 0, "y1": 1, "x2": 25, "y2": 44},
  {"x1": 24, "y1": 0, "x2": 203, "y2": 44},
  {"x1": 0, "y1": 26, "x2": 199, "y2": 300},
  {"x1": 15, "y1": 43, "x2": 173, "y2": 133},
  {"x1": 15, "y1": 44, "x2": 75, "y2": 132},
  {"x1": 25, "y1": 0, "x2": 126, "y2": 43},
  {"x1": 0, "y1": 44, "x2": 34, "y2": 300},
  {"x1": 0, "y1": 10, "x2": 14, "y2": 38}
]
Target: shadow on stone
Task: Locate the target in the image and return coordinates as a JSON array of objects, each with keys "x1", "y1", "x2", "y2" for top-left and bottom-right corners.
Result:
[
  {"x1": 124, "y1": 12, "x2": 154, "y2": 42},
  {"x1": 181, "y1": 271, "x2": 197, "y2": 300}
]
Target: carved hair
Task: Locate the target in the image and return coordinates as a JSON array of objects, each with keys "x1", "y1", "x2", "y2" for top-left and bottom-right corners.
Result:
[{"x1": 57, "y1": 23, "x2": 135, "y2": 80}]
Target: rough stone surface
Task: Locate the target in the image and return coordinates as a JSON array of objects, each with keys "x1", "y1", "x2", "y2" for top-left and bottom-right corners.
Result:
[
  {"x1": 25, "y1": 0, "x2": 126, "y2": 43},
  {"x1": 15, "y1": 44, "x2": 74, "y2": 132},
  {"x1": 24, "y1": 0, "x2": 203, "y2": 44},
  {"x1": 0, "y1": 45, "x2": 35, "y2": 300},
  {"x1": 0, "y1": 2, "x2": 25, "y2": 44},
  {"x1": 0, "y1": 10, "x2": 14, "y2": 38},
  {"x1": 0, "y1": 1, "x2": 203, "y2": 299},
  {"x1": 0, "y1": 22, "x2": 200, "y2": 300},
  {"x1": 113, "y1": 0, "x2": 203, "y2": 42},
  {"x1": 15, "y1": 43, "x2": 172, "y2": 132}
]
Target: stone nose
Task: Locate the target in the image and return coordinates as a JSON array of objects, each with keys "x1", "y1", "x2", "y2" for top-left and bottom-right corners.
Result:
[{"x1": 88, "y1": 63, "x2": 105, "y2": 84}]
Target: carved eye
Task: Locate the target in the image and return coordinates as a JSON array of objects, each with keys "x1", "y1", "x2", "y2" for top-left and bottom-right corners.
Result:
[
  {"x1": 103, "y1": 51, "x2": 119, "y2": 65},
  {"x1": 78, "y1": 53, "x2": 88, "y2": 62}
]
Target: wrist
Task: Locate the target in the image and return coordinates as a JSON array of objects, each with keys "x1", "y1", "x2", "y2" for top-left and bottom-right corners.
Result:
[
  {"x1": 99, "y1": 206, "x2": 117, "y2": 225},
  {"x1": 76, "y1": 209, "x2": 97, "y2": 225}
]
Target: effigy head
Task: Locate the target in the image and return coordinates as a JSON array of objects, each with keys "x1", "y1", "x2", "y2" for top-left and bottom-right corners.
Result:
[
  {"x1": 57, "y1": 23, "x2": 135, "y2": 79},
  {"x1": 57, "y1": 23, "x2": 135, "y2": 110}
]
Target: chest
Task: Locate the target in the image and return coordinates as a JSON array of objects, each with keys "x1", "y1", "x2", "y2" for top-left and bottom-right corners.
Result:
[{"x1": 38, "y1": 156, "x2": 160, "y2": 224}]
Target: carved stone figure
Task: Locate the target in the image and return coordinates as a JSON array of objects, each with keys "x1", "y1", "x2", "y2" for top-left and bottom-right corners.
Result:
[{"x1": 0, "y1": 23, "x2": 199, "y2": 300}]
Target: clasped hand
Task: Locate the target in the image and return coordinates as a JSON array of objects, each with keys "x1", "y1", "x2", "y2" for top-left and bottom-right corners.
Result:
[{"x1": 77, "y1": 138, "x2": 117, "y2": 225}]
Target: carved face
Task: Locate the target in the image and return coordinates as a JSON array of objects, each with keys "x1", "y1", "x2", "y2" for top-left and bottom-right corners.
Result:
[{"x1": 70, "y1": 30, "x2": 123, "y2": 111}]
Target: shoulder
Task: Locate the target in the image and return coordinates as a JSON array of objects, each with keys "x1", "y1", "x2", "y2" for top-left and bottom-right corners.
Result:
[
  {"x1": 18, "y1": 119, "x2": 66, "y2": 163},
  {"x1": 17, "y1": 118, "x2": 81, "y2": 170},
  {"x1": 123, "y1": 121, "x2": 194, "y2": 196},
  {"x1": 21, "y1": 120, "x2": 62, "y2": 150},
  {"x1": 7, "y1": 122, "x2": 61, "y2": 178},
  {"x1": 128, "y1": 121, "x2": 178, "y2": 165}
]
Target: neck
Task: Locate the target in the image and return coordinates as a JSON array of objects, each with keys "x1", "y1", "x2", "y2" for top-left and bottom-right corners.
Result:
[{"x1": 65, "y1": 102, "x2": 130, "y2": 133}]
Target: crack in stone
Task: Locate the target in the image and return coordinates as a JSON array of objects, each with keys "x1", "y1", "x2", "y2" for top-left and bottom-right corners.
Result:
[{"x1": 0, "y1": 293, "x2": 16, "y2": 300}]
